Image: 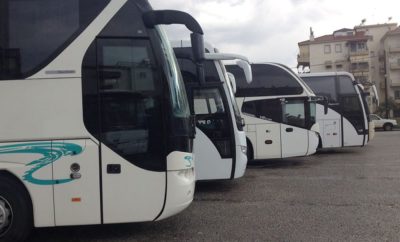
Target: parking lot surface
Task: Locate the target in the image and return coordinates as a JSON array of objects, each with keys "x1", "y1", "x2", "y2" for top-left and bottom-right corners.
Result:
[{"x1": 30, "y1": 131, "x2": 400, "y2": 242}]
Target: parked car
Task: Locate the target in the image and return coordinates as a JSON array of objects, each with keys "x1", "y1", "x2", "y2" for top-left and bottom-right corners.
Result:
[{"x1": 370, "y1": 114, "x2": 398, "y2": 131}]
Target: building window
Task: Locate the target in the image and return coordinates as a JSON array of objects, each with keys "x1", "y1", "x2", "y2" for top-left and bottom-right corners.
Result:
[
  {"x1": 336, "y1": 64, "x2": 343, "y2": 70},
  {"x1": 326, "y1": 65, "x2": 332, "y2": 70},
  {"x1": 350, "y1": 43, "x2": 357, "y2": 52},
  {"x1": 395, "y1": 90, "x2": 400, "y2": 100},
  {"x1": 324, "y1": 45, "x2": 331, "y2": 54},
  {"x1": 358, "y1": 42, "x2": 366, "y2": 50},
  {"x1": 335, "y1": 44, "x2": 342, "y2": 53}
]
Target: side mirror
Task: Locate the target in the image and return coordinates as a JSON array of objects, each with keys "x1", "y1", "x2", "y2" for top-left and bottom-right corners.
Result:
[
  {"x1": 372, "y1": 84, "x2": 380, "y2": 106},
  {"x1": 189, "y1": 114, "x2": 197, "y2": 139},
  {"x1": 236, "y1": 60, "x2": 252, "y2": 84},
  {"x1": 324, "y1": 97, "x2": 329, "y2": 115},
  {"x1": 227, "y1": 72, "x2": 237, "y2": 94}
]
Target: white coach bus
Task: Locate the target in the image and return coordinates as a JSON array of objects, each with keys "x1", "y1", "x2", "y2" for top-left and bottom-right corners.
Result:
[
  {"x1": 174, "y1": 43, "x2": 252, "y2": 181},
  {"x1": 0, "y1": 0, "x2": 205, "y2": 240},
  {"x1": 300, "y1": 72, "x2": 375, "y2": 148},
  {"x1": 226, "y1": 63, "x2": 322, "y2": 160}
]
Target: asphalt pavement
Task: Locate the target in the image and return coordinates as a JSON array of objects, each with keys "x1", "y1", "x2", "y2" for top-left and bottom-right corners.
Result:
[{"x1": 29, "y1": 131, "x2": 400, "y2": 242}]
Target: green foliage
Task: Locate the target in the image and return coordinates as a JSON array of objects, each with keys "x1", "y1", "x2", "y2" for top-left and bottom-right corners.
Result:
[{"x1": 376, "y1": 98, "x2": 400, "y2": 118}]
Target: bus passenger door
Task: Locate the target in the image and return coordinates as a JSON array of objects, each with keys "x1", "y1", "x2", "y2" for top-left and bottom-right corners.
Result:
[
  {"x1": 280, "y1": 124, "x2": 308, "y2": 158},
  {"x1": 96, "y1": 38, "x2": 166, "y2": 223},
  {"x1": 191, "y1": 87, "x2": 234, "y2": 180},
  {"x1": 280, "y1": 99, "x2": 308, "y2": 158},
  {"x1": 53, "y1": 140, "x2": 101, "y2": 226}
]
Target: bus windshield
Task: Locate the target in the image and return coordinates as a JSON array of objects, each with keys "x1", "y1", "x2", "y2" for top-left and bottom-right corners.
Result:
[{"x1": 155, "y1": 26, "x2": 190, "y2": 118}]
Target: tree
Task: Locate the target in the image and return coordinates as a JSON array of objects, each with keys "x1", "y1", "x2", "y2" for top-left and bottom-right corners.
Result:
[{"x1": 375, "y1": 98, "x2": 400, "y2": 118}]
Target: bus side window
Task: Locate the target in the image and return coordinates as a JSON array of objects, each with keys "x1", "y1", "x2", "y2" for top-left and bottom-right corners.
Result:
[
  {"x1": 242, "y1": 99, "x2": 282, "y2": 123},
  {"x1": 282, "y1": 99, "x2": 306, "y2": 128}
]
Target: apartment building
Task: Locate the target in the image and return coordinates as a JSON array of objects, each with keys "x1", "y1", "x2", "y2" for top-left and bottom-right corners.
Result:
[
  {"x1": 298, "y1": 23, "x2": 399, "y2": 116},
  {"x1": 381, "y1": 27, "x2": 400, "y2": 116}
]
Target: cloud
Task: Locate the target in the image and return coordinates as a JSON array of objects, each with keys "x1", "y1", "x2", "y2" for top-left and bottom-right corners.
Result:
[{"x1": 150, "y1": 0, "x2": 399, "y2": 68}]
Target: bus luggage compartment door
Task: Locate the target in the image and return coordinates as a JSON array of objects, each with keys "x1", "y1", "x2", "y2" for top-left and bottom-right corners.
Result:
[
  {"x1": 53, "y1": 139, "x2": 101, "y2": 226},
  {"x1": 255, "y1": 123, "x2": 281, "y2": 159},
  {"x1": 322, "y1": 119, "x2": 341, "y2": 148}
]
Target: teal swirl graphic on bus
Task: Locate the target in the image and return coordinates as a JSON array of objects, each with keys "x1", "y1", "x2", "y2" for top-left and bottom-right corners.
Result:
[
  {"x1": 184, "y1": 155, "x2": 193, "y2": 168},
  {"x1": 0, "y1": 142, "x2": 83, "y2": 185}
]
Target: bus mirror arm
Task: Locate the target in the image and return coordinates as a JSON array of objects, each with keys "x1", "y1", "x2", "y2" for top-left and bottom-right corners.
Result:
[
  {"x1": 372, "y1": 84, "x2": 380, "y2": 106},
  {"x1": 227, "y1": 72, "x2": 237, "y2": 94},
  {"x1": 142, "y1": 10, "x2": 205, "y2": 62},
  {"x1": 323, "y1": 97, "x2": 329, "y2": 115},
  {"x1": 191, "y1": 33, "x2": 206, "y2": 84},
  {"x1": 189, "y1": 114, "x2": 197, "y2": 139},
  {"x1": 237, "y1": 60, "x2": 253, "y2": 84}
]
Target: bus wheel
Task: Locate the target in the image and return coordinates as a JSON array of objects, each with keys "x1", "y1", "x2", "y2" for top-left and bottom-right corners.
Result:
[
  {"x1": 246, "y1": 139, "x2": 254, "y2": 162},
  {"x1": 383, "y1": 123, "x2": 393, "y2": 131},
  {"x1": 0, "y1": 175, "x2": 32, "y2": 242}
]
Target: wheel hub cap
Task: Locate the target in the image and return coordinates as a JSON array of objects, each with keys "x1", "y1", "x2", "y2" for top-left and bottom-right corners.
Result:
[{"x1": 0, "y1": 197, "x2": 12, "y2": 236}]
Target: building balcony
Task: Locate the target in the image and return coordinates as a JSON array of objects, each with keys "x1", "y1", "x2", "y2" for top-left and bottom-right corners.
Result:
[
  {"x1": 349, "y1": 49, "x2": 369, "y2": 56},
  {"x1": 390, "y1": 63, "x2": 400, "y2": 70},
  {"x1": 352, "y1": 71, "x2": 369, "y2": 77},
  {"x1": 297, "y1": 54, "x2": 310, "y2": 65},
  {"x1": 349, "y1": 55, "x2": 369, "y2": 63},
  {"x1": 351, "y1": 68, "x2": 369, "y2": 72},
  {"x1": 389, "y1": 46, "x2": 400, "y2": 53},
  {"x1": 390, "y1": 81, "x2": 400, "y2": 87}
]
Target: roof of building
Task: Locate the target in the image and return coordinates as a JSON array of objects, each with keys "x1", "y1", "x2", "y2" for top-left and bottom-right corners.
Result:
[
  {"x1": 354, "y1": 23, "x2": 397, "y2": 29},
  {"x1": 298, "y1": 31, "x2": 371, "y2": 46}
]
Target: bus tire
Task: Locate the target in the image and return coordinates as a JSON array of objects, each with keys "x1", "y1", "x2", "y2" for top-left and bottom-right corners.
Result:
[
  {"x1": 0, "y1": 174, "x2": 33, "y2": 242},
  {"x1": 246, "y1": 138, "x2": 254, "y2": 162},
  {"x1": 383, "y1": 123, "x2": 393, "y2": 131}
]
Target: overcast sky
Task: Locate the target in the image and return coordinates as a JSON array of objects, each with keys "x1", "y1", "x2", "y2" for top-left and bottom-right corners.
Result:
[{"x1": 150, "y1": 0, "x2": 399, "y2": 68}]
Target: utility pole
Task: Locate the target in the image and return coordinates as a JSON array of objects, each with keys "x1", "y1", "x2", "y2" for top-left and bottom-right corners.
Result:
[{"x1": 383, "y1": 50, "x2": 390, "y2": 118}]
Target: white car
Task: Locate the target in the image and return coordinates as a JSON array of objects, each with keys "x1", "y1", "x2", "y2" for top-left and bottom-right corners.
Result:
[{"x1": 370, "y1": 114, "x2": 398, "y2": 131}]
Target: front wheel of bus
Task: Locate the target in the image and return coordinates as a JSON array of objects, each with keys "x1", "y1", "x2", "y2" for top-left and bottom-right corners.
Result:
[{"x1": 0, "y1": 175, "x2": 32, "y2": 242}]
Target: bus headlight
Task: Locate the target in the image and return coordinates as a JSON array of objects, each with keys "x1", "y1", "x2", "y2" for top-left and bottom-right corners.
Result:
[{"x1": 240, "y1": 145, "x2": 247, "y2": 155}]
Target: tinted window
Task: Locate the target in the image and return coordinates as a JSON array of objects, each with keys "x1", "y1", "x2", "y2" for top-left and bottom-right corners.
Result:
[
  {"x1": 242, "y1": 99, "x2": 282, "y2": 123},
  {"x1": 226, "y1": 64, "x2": 303, "y2": 97},
  {"x1": 193, "y1": 88, "x2": 232, "y2": 158},
  {"x1": 338, "y1": 76, "x2": 357, "y2": 95},
  {"x1": 98, "y1": 39, "x2": 164, "y2": 171},
  {"x1": 283, "y1": 99, "x2": 306, "y2": 128},
  {"x1": 0, "y1": 0, "x2": 110, "y2": 80},
  {"x1": 194, "y1": 89, "x2": 225, "y2": 115},
  {"x1": 302, "y1": 76, "x2": 338, "y2": 103},
  {"x1": 175, "y1": 47, "x2": 222, "y2": 83},
  {"x1": 303, "y1": 75, "x2": 366, "y2": 133},
  {"x1": 243, "y1": 98, "x2": 311, "y2": 129}
]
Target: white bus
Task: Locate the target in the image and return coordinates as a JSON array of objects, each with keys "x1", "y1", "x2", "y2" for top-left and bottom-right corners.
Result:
[
  {"x1": 300, "y1": 72, "x2": 375, "y2": 149},
  {"x1": 226, "y1": 63, "x2": 321, "y2": 160},
  {"x1": 0, "y1": 0, "x2": 205, "y2": 241},
  {"x1": 174, "y1": 43, "x2": 252, "y2": 181}
]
